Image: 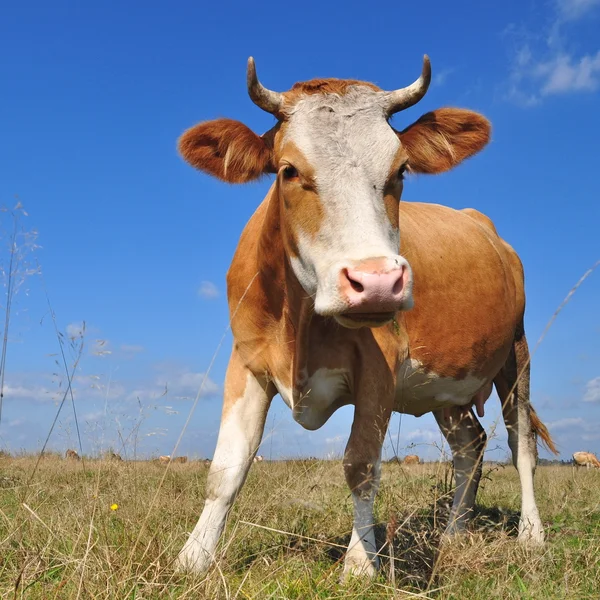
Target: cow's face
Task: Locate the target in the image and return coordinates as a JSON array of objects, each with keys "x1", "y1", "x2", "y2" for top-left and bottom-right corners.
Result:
[
  {"x1": 179, "y1": 57, "x2": 491, "y2": 328},
  {"x1": 273, "y1": 85, "x2": 411, "y2": 326}
]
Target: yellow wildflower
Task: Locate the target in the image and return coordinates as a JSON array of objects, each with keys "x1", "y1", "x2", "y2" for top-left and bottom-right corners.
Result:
[{"x1": 110, "y1": 503, "x2": 119, "y2": 511}]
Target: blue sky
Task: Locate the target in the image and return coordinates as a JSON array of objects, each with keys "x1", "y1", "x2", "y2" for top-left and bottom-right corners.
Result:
[{"x1": 0, "y1": 0, "x2": 598, "y2": 461}]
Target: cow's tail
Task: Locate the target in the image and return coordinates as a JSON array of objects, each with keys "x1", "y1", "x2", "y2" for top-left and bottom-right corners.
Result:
[{"x1": 530, "y1": 404, "x2": 558, "y2": 455}]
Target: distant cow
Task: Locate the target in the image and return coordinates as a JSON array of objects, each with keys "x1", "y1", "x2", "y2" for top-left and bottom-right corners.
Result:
[
  {"x1": 203, "y1": 459, "x2": 211, "y2": 466},
  {"x1": 573, "y1": 451, "x2": 600, "y2": 469},
  {"x1": 65, "y1": 449, "x2": 80, "y2": 461},
  {"x1": 109, "y1": 452, "x2": 123, "y2": 461},
  {"x1": 173, "y1": 456, "x2": 188, "y2": 464},
  {"x1": 403, "y1": 455, "x2": 420, "y2": 465},
  {"x1": 158, "y1": 455, "x2": 171, "y2": 465},
  {"x1": 253, "y1": 455, "x2": 264, "y2": 463}
]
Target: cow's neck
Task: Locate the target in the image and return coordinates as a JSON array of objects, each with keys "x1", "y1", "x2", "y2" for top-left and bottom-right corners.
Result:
[{"x1": 254, "y1": 184, "x2": 315, "y2": 388}]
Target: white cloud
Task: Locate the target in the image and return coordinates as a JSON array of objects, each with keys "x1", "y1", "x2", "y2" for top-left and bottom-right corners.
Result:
[
  {"x1": 546, "y1": 416, "x2": 600, "y2": 443},
  {"x1": 155, "y1": 368, "x2": 220, "y2": 401},
  {"x1": 538, "y1": 51, "x2": 600, "y2": 94},
  {"x1": 198, "y1": 281, "x2": 219, "y2": 299},
  {"x1": 432, "y1": 67, "x2": 456, "y2": 87},
  {"x1": 66, "y1": 322, "x2": 85, "y2": 339},
  {"x1": 504, "y1": 2, "x2": 600, "y2": 105},
  {"x1": 583, "y1": 377, "x2": 600, "y2": 402},
  {"x1": 557, "y1": 0, "x2": 600, "y2": 21},
  {"x1": 547, "y1": 417, "x2": 585, "y2": 430},
  {"x1": 405, "y1": 428, "x2": 440, "y2": 443},
  {"x1": 120, "y1": 344, "x2": 144, "y2": 359},
  {"x1": 325, "y1": 434, "x2": 345, "y2": 444},
  {"x1": 1, "y1": 382, "x2": 54, "y2": 402}
]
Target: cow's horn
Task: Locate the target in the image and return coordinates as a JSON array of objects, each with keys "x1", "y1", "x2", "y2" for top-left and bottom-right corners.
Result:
[
  {"x1": 384, "y1": 55, "x2": 431, "y2": 116},
  {"x1": 247, "y1": 57, "x2": 284, "y2": 117}
]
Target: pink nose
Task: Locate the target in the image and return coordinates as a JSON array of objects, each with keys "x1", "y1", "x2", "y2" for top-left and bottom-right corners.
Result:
[{"x1": 340, "y1": 263, "x2": 408, "y2": 313}]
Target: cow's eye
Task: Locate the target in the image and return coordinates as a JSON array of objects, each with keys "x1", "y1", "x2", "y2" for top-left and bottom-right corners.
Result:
[
  {"x1": 398, "y1": 164, "x2": 407, "y2": 180},
  {"x1": 282, "y1": 165, "x2": 298, "y2": 179}
]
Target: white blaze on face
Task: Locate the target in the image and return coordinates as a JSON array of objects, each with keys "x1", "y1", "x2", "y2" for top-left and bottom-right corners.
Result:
[{"x1": 283, "y1": 87, "x2": 408, "y2": 315}]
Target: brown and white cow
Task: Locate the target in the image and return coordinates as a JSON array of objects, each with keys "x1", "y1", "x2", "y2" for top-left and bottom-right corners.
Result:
[
  {"x1": 573, "y1": 451, "x2": 600, "y2": 468},
  {"x1": 65, "y1": 449, "x2": 80, "y2": 461},
  {"x1": 403, "y1": 454, "x2": 420, "y2": 465},
  {"x1": 175, "y1": 56, "x2": 557, "y2": 579}
]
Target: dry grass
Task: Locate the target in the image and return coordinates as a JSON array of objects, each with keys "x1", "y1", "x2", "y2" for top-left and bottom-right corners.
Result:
[{"x1": 1, "y1": 456, "x2": 600, "y2": 599}]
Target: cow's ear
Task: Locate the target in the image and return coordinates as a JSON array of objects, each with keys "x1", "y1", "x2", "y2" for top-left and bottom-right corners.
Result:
[
  {"x1": 178, "y1": 118, "x2": 275, "y2": 183},
  {"x1": 398, "y1": 108, "x2": 491, "y2": 174}
]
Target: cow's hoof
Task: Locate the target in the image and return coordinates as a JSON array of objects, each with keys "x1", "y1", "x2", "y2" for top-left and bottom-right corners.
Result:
[{"x1": 518, "y1": 518, "x2": 545, "y2": 546}]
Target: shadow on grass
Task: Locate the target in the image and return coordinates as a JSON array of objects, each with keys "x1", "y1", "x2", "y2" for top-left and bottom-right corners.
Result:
[
  {"x1": 227, "y1": 500, "x2": 521, "y2": 591},
  {"x1": 322, "y1": 502, "x2": 521, "y2": 590}
]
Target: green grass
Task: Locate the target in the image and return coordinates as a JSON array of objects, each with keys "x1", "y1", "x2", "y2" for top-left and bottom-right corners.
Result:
[{"x1": 1, "y1": 456, "x2": 599, "y2": 599}]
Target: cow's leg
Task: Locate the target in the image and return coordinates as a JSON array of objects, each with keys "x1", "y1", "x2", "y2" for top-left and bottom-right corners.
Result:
[
  {"x1": 342, "y1": 399, "x2": 392, "y2": 579},
  {"x1": 176, "y1": 350, "x2": 273, "y2": 574},
  {"x1": 494, "y1": 329, "x2": 544, "y2": 544},
  {"x1": 434, "y1": 406, "x2": 487, "y2": 536}
]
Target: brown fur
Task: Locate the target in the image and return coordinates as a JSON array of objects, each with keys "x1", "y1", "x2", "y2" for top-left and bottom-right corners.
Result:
[
  {"x1": 275, "y1": 140, "x2": 323, "y2": 255},
  {"x1": 173, "y1": 456, "x2": 188, "y2": 464},
  {"x1": 286, "y1": 78, "x2": 380, "y2": 98},
  {"x1": 573, "y1": 451, "x2": 600, "y2": 468},
  {"x1": 178, "y1": 119, "x2": 274, "y2": 183},
  {"x1": 398, "y1": 108, "x2": 491, "y2": 174},
  {"x1": 65, "y1": 449, "x2": 80, "y2": 460},
  {"x1": 403, "y1": 455, "x2": 420, "y2": 465}
]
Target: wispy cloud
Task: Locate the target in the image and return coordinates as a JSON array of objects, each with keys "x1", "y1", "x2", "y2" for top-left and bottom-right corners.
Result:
[
  {"x1": 504, "y1": 1, "x2": 600, "y2": 105},
  {"x1": 583, "y1": 376, "x2": 600, "y2": 402},
  {"x1": 547, "y1": 416, "x2": 585, "y2": 430},
  {"x1": 66, "y1": 322, "x2": 85, "y2": 339},
  {"x1": 557, "y1": 0, "x2": 600, "y2": 21},
  {"x1": 547, "y1": 415, "x2": 600, "y2": 443},
  {"x1": 405, "y1": 428, "x2": 440, "y2": 444},
  {"x1": 325, "y1": 434, "x2": 345, "y2": 445},
  {"x1": 198, "y1": 280, "x2": 219, "y2": 299},
  {"x1": 432, "y1": 67, "x2": 456, "y2": 88},
  {"x1": 120, "y1": 344, "x2": 144, "y2": 359}
]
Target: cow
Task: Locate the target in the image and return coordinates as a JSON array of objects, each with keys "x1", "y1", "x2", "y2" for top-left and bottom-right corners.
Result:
[
  {"x1": 403, "y1": 455, "x2": 420, "y2": 465},
  {"x1": 158, "y1": 455, "x2": 171, "y2": 465},
  {"x1": 573, "y1": 451, "x2": 600, "y2": 469},
  {"x1": 174, "y1": 56, "x2": 557, "y2": 580},
  {"x1": 65, "y1": 449, "x2": 80, "y2": 461},
  {"x1": 109, "y1": 451, "x2": 123, "y2": 461},
  {"x1": 253, "y1": 455, "x2": 264, "y2": 463},
  {"x1": 173, "y1": 456, "x2": 188, "y2": 464}
]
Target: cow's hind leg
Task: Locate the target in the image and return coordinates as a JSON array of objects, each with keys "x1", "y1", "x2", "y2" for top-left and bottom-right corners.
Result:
[
  {"x1": 434, "y1": 407, "x2": 487, "y2": 536},
  {"x1": 176, "y1": 350, "x2": 273, "y2": 574},
  {"x1": 494, "y1": 327, "x2": 547, "y2": 545}
]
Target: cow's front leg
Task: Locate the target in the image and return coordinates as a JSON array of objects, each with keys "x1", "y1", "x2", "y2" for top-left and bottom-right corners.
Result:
[
  {"x1": 342, "y1": 400, "x2": 392, "y2": 579},
  {"x1": 175, "y1": 350, "x2": 273, "y2": 574}
]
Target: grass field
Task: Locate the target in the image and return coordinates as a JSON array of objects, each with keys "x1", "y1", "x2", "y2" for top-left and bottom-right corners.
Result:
[{"x1": 1, "y1": 455, "x2": 599, "y2": 599}]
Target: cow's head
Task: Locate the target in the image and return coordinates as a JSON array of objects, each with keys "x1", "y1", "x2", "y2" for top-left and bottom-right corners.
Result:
[{"x1": 179, "y1": 57, "x2": 490, "y2": 328}]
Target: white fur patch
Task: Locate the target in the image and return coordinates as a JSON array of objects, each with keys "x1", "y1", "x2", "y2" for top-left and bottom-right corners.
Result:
[
  {"x1": 395, "y1": 358, "x2": 487, "y2": 416},
  {"x1": 292, "y1": 367, "x2": 351, "y2": 430},
  {"x1": 176, "y1": 372, "x2": 269, "y2": 574},
  {"x1": 283, "y1": 87, "x2": 409, "y2": 315}
]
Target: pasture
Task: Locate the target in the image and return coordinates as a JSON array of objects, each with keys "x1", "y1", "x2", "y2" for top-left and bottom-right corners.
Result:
[{"x1": 1, "y1": 455, "x2": 599, "y2": 599}]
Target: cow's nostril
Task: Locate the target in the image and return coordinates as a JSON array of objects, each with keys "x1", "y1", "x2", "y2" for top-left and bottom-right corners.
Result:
[
  {"x1": 344, "y1": 270, "x2": 364, "y2": 293},
  {"x1": 349, "y1": 279, "x2": 364, "y2": 293},
  {"x1": 392, "y1": 268, "x2": 404, "y2": 295}
]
